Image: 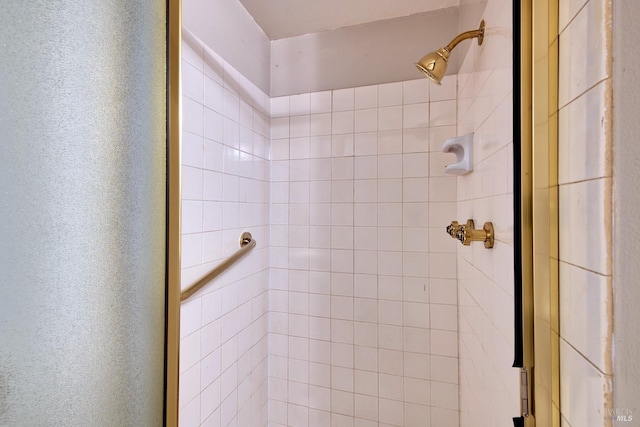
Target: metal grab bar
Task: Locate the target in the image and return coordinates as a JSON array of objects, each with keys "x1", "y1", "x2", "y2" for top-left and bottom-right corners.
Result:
[{"x1": 180, "y1": 231, "x2": 256, "y2": 302}]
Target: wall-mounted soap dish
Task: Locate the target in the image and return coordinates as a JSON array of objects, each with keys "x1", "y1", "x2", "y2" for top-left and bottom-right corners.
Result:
[{"x1": 442, "y1": 133, "x2": 473, "y2": 175}]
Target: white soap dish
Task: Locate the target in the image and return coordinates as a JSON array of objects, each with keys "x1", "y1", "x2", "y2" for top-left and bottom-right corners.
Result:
[{"x1": 442, "y1": 133, "x2": 473, "y2": 175}]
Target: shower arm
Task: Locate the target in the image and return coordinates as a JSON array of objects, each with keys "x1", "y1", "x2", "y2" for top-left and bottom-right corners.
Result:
[{"x1": 444, "y1": 20, "x2": 485, "y2": 53}]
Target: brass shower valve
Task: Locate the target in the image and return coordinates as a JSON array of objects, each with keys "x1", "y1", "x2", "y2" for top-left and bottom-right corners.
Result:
[{"x1": 446, "y1": 219, "x2": 494, "y2": 249}]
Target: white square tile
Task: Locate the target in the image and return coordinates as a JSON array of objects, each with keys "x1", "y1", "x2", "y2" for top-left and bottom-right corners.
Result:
[
  {"x1": 558, "y1": 80, "x2": 610, "y2": 184},
  {"x1": 403, "y1": 302, "x2": 430, "y2": 328},
  {"x1": 310, "y1": 113, "x2": 332, "y2": 136},
  {"x1": 355, "y1": 132, "x2": 378, "y2": 156},
  {"x1": 183, "y1": 60, "x2": 204, "y2": 103},
  {"x1": 404, "y1": 377, "x2": 430, "y2": 405},
  {"x1": 429, "y1": 279, "x2": 458, "y2": 304},
  {"x1": 183, "y1": 96, "x2": 204, "y2": 136},
  {"x1": 378, "y1": 300, "x2": 403, "y2": 326},
  {"x1": 182, "y1": 201, "x2": 203, "y2": 234},
  {"x1": 379, "y1": 373, "x2": 404, "y2": 400},
  {"x1": 560, "y1": 339, "x2": 611, "y2": 427},
  {"x1": 559, "y1": 261, "x2": 610, "y2": 373},
  {"x1": 559, "y1": 178, "x2": 610, "y2": 274},
  {"x1": 331, "y1": 390, "x2": 355, "y2": 417},
  {"x1": 204, "y1": 109, "x2": 223, "y2": 143},
  {"x1": 379, "y1": 82, "x2": 403, "y2": 106},
  {"x1": 332, "y1": 343, "x2": 354, "y2": 369},
  {"x1": 430, "y1": 304, "x2": 457, "y2": 331},
  {"x1": 405, "y1": 402, "x2": 431, "y2": 426},
  {"x1": 403, "y1": 128, "x2": 430, "y2": 153},
  {"x1": 378, "y1": 324, "x2": 403, "y2": 351},
  {"x1": 378, "y1": 227, "x2": 402, "y2": 252},
  {"x1": 403, "y1": 178, "x2": 429, "y2": 202},
  {"x1": 355, "y1": 157, "x2": 377, "y2": 180},
  {"x1": 431, "y1": 407, "x2": 458, "y2": 427},
  {"x1": 271, "y1": 117, "x2": 289, "y2": 139},
  {"x1": 404, "y1": 103, "x2": 430, "y2": 129},
  {"x1": 355, "y1": 85, "x2": 378, "y2": 109},
  {"x1": 332, "y1": 134, "x2": 355, "y2": 157},
  {"x1": 558, "y1": 0, "x2": 609, "y2": 106},
  {"x1": 333, "y1": 88, "x2": 355, "y2": 111},
  {"x1": 378, "y1": 106, "x2": 403, "y2": 131},
  {"x1": 431, "y1": 381, "x2": 457, "y2": 410},
  {"x1": 430, "y1": 356, "x2": 458, "y2": 384},
  {"x1": 332, "y1": 111, "x2": 355, "y2": 134},
  {"x1": 354, "y1": 274, "x2": 378, "y2": 299},
  {"x1": 378, "y1": 155, "x2": 403, "y2": 179},
  {"x1": 429, "y1": 177, "x2": 456, "y2": 202},
  {"x1": 403, "y1": 227, "x2": 429, "y2": 253},
  {"x1": 378, "y1": 130, "x2": 403, "y2": 154},
  {"x1": 203, "y1": 77, "x2": 223, "y2": 113},
  {"x1": 378, "y1": 203, "x2": 402, "y2": 226},
  {"x1": 430, "y1": 100, "x2": 456, "y2": 126},
  {"x1": 203, "y1": 139, "x2": 224, "y2": 172},
  {"x1": 290, "y1": 136, "x2": 310, "y2": 160},
  {"x1": 430, "y1": 330, "x2": 457, "y2": 357},
  {"x1": 355, "y1": 394, "x2": 378, "y2": 421},
  {"x1": 290, "y1": 115, "x2": 310, "y2": 138},
  {"x1": 404, "y1": 352, "x2": 430, "y2": 380},
  {"x1": 379, "y1": 398, "x2": 404, "y2": 425},
  {"x1": 378, "y1": 348, "x2": 404, "y2": 376},
  {"x1": 311, "y1": 91, "x2": 332, "y2": 114},
  {"x1": 354, "y1": 321, "x2": 378, "y2": 347},
  {"x1": 403, "y1": 153, "x2": 429, "y2": 178},
  {"x1": 430, "y1": 76, "x2": 456, "y2": 101},
  {"x1": 403, "y1": 79, "x2": 429, "y2": 105},
  {"x1": 379, "y1": 179, "x2": 403, "y2": 202},
  {"x1": 309, "y1": 361, "x2": 331, "y2": 386},
  {"x1": 355, "y1": 109, "x2": 378, "y2": 133},
  {"x1": 290, "y1": 93, "x2": 311, "y2": 115},
  {"x1": 310, "y1": 135, "x2": 333, "y2": 158}
]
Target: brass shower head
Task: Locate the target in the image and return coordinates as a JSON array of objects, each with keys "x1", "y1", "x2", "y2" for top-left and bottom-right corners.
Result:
[{"x1": 415, "y1": 20, "x2": 485, "y2": 85}]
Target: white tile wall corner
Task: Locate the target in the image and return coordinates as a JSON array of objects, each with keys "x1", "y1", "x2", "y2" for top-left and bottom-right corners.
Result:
[
  {"x1": 268, "y1": 77, "x2": 459, "y2": 427},
  {"x1": 557, "y1": 0, "x2": 614, "y2": 425},
  {"x1": 180, "y1": 28, "x2": 270, "y2": 427},
  {"x1": 456, "y1": 0, "x2": 520, "y2": 426}
]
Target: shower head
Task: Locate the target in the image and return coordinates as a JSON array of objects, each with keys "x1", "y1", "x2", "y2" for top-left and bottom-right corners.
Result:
[{"x1": 415, "y1": 20, "x2": 485, "y2": 85}]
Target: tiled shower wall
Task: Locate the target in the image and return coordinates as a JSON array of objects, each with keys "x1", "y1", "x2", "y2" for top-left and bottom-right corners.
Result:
[
  {"x1": 179, "y1": 29, "x2": 271, "y2": 427},
  {"x1": 267, "y1": 79, "x2": 460, "y2": 427},
  {"x1": 456, "y1": 1, "x2": 520, "y2": 426},
  {"x1": 557, "y1": 0, "x2": 613, "y2": 425}
]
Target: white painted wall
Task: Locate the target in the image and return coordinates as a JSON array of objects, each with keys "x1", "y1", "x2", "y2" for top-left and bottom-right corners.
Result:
[
  {"x1": 270, "y1": 9, "x2": 460, "y2": 97},
  {"x1": 613, "y1": 0, "x2": 640, "y2": 419}
]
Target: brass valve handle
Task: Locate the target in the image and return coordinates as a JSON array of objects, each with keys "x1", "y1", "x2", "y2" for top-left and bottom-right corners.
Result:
[
  {"x1": 446, "y1": 221, "x2": 461, "y2": 238},
  {"x1": 446, "y1": 219, "x2": 494, "y2": 248}
]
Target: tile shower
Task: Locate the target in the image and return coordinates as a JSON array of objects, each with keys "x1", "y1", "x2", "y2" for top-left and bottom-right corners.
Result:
[
  {"x1": 178, "y1": 0, "x2": 528, "y2": 425},
  {"x1": 267, "y1": 79, "x2": 459, "y2": 427}
]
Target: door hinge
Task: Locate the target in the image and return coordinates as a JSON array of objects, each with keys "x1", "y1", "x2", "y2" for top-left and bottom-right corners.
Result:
[{"x1": 520, "y1": 367, "x2": 530, "y2": 417}]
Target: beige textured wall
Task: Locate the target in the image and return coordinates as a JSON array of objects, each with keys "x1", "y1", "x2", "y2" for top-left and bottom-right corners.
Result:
[
  {"x1": 612, "y1": 0, "x2": 640, "y2": 420},
  {"x1": 557, "y1": 0, "x2": 614, "y2": 425}
]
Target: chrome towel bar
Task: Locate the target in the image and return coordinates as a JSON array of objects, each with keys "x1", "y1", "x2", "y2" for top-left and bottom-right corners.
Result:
[{"x1": 180, "y1": 231, "x2": 256, "y2": 302}]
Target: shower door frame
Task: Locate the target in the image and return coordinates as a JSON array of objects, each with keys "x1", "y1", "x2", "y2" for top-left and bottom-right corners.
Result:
[
  {"x1": 166, "y1": 0, "x2": 182, "y2": 425},
  {"x1": 515, "y1": 0, "x2": 560, "y2": 425}
]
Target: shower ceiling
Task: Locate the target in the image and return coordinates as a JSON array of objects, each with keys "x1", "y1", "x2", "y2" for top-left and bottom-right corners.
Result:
[{"x1": 238, "y1": 0, "x2": 459, "y2": 39}]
